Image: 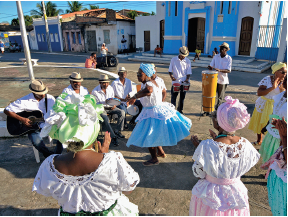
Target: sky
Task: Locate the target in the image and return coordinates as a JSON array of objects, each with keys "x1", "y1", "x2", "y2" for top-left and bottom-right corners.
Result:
[{"x1": 0, "y1": 0, "x2": 156, "y2": 24}]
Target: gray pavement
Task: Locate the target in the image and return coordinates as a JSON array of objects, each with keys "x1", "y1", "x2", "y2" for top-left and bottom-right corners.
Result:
[{"x1": 0, "y1": 52, "x2": 272, "y2": 215}]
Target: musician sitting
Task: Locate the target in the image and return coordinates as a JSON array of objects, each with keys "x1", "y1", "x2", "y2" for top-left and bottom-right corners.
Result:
[
  {"x1": 4, "y1": 80, "x2": 63, "y2": 158},
  {"x1": 62, "y1": 72, "x2": 89, "y2": 96},
  {"x1": 91, "y1": 74, "x2": 125, "y2": 147}
]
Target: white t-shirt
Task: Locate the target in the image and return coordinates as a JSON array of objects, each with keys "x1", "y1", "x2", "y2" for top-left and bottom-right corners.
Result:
[
  {"x1": 168, "y1": 56, "x2": 192, "y2": 85},
  {"x1": 62, "y1": 84, "x2": 89, "y2": 97},
  {"x1": 209, "y1": 54, "x2": 232, "y2": 84},
  {"x1": 111, "y1": 78, "x2": 133, "y2": 101},
  {"x1": 91, "y1": 85, "x2": 115, "y2": 107}
]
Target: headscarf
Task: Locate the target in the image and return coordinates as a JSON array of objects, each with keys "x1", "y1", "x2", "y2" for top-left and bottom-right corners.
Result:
[
  {"x1": 271, "y1": 62, "x2": 286, "y2": 74},
  {"x1": 140, "y1": 63, "x2": 155, "y2": 77},
  {"x1": 217, "y1": 96, "x2": 250, "y2": 132}
]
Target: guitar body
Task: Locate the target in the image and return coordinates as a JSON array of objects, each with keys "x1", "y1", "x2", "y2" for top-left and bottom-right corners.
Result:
[{"x1": 7, "y1": 110, "x2": 44, "y2": 136}]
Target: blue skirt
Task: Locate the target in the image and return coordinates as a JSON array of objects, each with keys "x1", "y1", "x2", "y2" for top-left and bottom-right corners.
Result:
[
  {"x1": 267, "y1": 169, "x2": 287, "y2": 216},
  {"x1": 126, "y1": 111, "x2": 192, "y2": 148}
]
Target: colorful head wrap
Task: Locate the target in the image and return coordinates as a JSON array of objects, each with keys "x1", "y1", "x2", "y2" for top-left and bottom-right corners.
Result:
[
  {"x1": 139, "y1": 63, "x2": 155, "y2": 77},
  {"x1": 217, "y1": 96, "x2": 250, "y2": 132},
  {"x1": 271, "y1": 62, "x2": 286, "y2": 74}
]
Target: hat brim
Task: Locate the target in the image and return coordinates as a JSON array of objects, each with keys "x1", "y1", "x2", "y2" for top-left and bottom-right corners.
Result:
[
  {"x1": 179, "y1": 50, "x2": 189, "y2": 57},
  {"x1": 118, "y1": 70, "x2": 127, "y2": 73},
  {"x1": 29, "y1": 85, "x2": 48, "y2": 95},
  {"x1": 219, "y1": 45, "x2": 230, "y2": 51},
  {"x1": 69, "y1": 76, "x2": 83, "y2": 82},
  {"x1": 99, "y1": 79, "x2": 110, "y2": 82}
]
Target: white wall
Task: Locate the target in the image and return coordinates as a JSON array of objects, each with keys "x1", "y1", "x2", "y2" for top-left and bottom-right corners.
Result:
[
  {"x1": 277, "y1": 18, "x2": 287, "y2": 62},
  {"x1": 135, "y1": 1, "x2": 165, "y2": 50},
  {"x1": 116, "y1": 21, "x2": 135, "y2": 51},
  {"x1": 235, "y1": 1, "x2": 261, "y2": 57}
]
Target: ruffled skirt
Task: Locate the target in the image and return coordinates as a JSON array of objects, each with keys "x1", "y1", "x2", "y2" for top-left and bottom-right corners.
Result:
[
  {"x1": 259, "y1": 132, "x2": 280, "y2": 163},
  {"x1": 126, "y1": 104, "x2": 191, "y2": 148},
  {"x1": 267, "y1": 170, "x2": 287, "y2": 216},
  {"x1": 189, "y1": 195, "x2": 250, "y2": 216}
]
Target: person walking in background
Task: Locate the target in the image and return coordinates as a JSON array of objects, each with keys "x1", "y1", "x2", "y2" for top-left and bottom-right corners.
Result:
[
  {"x1": 169, "y1": 46, "x2": 192, "y2": 114},
  {"x1": 193, "y1": 45, "x2": 201, "y2": 62},
  {"x1": 121, "y1": 35, "x2": 128, "y2": 55},
  {"x1": 100, "y1": 43, "x2": 108, "y2": 56},
  {"x1": 0, "y1": 41, "x2": 4, "y2": 54},
  {"x1": 85, "y1": 53, "x2": 97, "y2": 69},
  {"x1": 248, "y1": 62, "x2": 286, "y2": 146},
  {"x1": 208, "y1": 42, "x2": 232, "y2": 112}
]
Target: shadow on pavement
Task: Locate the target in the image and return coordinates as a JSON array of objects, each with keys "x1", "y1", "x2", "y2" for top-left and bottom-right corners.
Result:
[{"x1": 0, "y1": 206, "x2": 58, "y2": 216}]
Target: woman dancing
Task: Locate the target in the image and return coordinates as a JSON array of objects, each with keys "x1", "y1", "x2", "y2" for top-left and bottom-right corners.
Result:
[{"x1": 127, "y1": 63, "x2": 192, "y2": 166}]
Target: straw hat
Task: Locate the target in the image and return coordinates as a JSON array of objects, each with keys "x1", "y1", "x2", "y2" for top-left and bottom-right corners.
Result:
[
  {"x1": 179, "y1": 46, "x2": 189, "y2": 57},
  {"x1": 29, "y1": 80, "x2": 48, "y2": 95},
  {"x1": 99, "y1": 74, "x2": 110, "y2": 82},
  {"x1": 69, "y1": 72, "x2": 83, "y2": 82},
  {"x1": 219, "y1": 42, "x2": 230, "y2": 51},
  {"x1": 118, "y1": 66, "x2": 127, "y2": 73}
]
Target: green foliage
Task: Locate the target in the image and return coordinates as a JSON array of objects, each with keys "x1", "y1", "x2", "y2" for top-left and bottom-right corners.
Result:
[
  {"x1": 66, "y1": 1, "x2": 83, "y2": 13},
  {"x1": 151, "y1": 11, "x2": 155, "y2": 15},
  {"x1": 11, "y1": 15, "x2": 33, "y2": 26},
  {"x1": 142, "y1": 13, "x2": 150, "y2": 16},
  {"x1": 30, "y1": 1, "x2": 63, "y2": 17},
  {"x1": 82, "y1": 4, "x2": 99, "y2": 11},
  {"x1": 127, "y1": 10, "x2": 138, "y2": 20}
]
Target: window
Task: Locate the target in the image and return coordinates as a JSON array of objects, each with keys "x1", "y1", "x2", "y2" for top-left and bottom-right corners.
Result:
[
  {"x1": 77, "y1": 32, "x2": 81, "y2": 44},
  {"x1": 55, "y1": 33, "x2": 59, "y2": 42},
  {"x1": 228, "y1": 1, "x2": 232, "y2": 14},
  {"x1": 41, "y1": 33, "x2": 45, "y2": 42},
  {"x1": 50, "y1": 33, "x2": 54, "y2": 42},
  {"x1": 103, "y1": 30, "x2": 110, "y2": 44},
  {"x1": 72, "y1": 32, "x2": 76, "y2": 44},
  {"x1": 220, "y1": 1, "x2": 224, "y2": 14},
  {"x1": 175, "y1": 1, "x2": 178, "y2": 16},
  {"x1": 168, "y1": 1, "x2": 171, "y2": 16},
  {"x1": 37, "y1": 33, "x2": 41, "y2": 42}
]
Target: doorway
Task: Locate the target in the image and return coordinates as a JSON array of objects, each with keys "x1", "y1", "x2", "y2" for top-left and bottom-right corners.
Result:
[
  {"x1": 144, "y1": 31, "x2": 150, "y2": 52},
  {"x1": 66, "y1": 32, "x2": 71, "y2": 51},
  {"x1": 188, "y1": 17, "x2": 205, "y2": 52},
  {"x1": 86, "y1": 30, "x2": 97, "y2": 51},
  {"x1": 238, "y1": 17, "x2": 254, "y2": 55},
  {"x1": 160, "y1": 20, "x2": 165, "y2": 49}
]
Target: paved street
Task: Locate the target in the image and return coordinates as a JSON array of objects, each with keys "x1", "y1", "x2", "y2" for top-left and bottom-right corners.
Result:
[{"x1": 0, "y1": 52, "x2": 272, "y2": 215}]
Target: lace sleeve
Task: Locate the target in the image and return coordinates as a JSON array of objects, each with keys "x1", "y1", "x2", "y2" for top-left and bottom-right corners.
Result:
[
  {"x1": 258, "y1": 76, "x2": 271, "y2": 88},
  {"x1": 115, "y1": 152, "x2": 140, "y2": 192},
  {"x1": 192, "y1": 161, "x2": 206, "y2": 179}
]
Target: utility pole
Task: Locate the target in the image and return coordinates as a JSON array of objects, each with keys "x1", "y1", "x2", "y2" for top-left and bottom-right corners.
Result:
[
  {"x1": 42, "y1": 1, "x2": 52, "y2": 52},
  {"x1": 16, "y1": 1, "x2": 34, "y2": 80}
]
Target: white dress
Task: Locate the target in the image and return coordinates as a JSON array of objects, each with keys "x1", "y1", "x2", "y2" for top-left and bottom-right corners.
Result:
[
  {"x1": 32, "y1": 151, "x2": 139, "y2": 215},
  {"x1": 191, "y1": 138, "x2": 260, "y2": 212}
]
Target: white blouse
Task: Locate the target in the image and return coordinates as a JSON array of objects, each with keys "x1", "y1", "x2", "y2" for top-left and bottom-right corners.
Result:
[
  {"x1": 32, "y1": 151, "x2": 140, "y2": 213},
  {"x1": 255, "y1": 76, "x2": 281, "y2": 113},
  {"x1": 192, "y1": 138, "x2": 260, "y2": 212},
  {"x1": 140, "y1": 81, "x2": 162, "y2": 107}
]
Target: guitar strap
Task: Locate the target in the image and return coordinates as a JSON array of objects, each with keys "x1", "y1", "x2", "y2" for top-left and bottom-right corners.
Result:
[{"x1": 45, "y1": 94, "x2": 47, "y2": 113}]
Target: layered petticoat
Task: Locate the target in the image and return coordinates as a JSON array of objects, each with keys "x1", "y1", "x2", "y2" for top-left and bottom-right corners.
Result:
[{"x1": 126, "y1": 102, "x2": 192, "y2": 148}]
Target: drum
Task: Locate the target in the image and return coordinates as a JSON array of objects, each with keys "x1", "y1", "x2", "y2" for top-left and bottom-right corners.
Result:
[
  {"x1": 127, "y1": 105, "x2": 139, "y2": 116},
  {"x1": 202, "y1": 70, "x2": 218, "y2": 112},
  {"x1": 173, "y1": 83, "x2": 181, "y2": 92},
  {"x1": 106, "y1": 98, "x2": 121, "y2": 106},
  {"x1": 183, "y1": 82, "x2": 190, "y2": 92}
]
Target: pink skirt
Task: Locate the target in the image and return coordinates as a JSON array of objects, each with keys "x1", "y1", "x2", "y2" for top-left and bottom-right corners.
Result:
[{"x1": 189, "y1": 195, "x2": 250, "y2": 216}]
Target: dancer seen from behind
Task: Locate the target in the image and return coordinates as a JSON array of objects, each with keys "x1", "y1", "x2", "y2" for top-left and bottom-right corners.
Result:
[
  {"x1": 127, "y1": 63, "x2": 192, "y2": 166},
  {"x1": 261, "y1": 117, "x2": 287, "y2": 216},
  {"x1": 248, "y1": 62, "x2": 286, "y2": 146},
  {"x1": 259, "y1": 75, "x2": 287, "y2": 163},
  {"x1": 33, "y1": 93, "x2": 140, "y2": 216},
  {"x1": 190, "y1": 96, "x2": 260, "y2": 216}
]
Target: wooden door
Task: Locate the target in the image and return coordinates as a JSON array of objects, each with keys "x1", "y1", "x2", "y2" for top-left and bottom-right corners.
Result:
[
  {"x1": 160, "y1": 20, "x2": 165, "y2": 49},
  {"x1": 144, "y1": 31, "x2": 150, "y2": 52},
  {"x1": 86, "y1": 30, "x2": 97, "y2": 51},
  {"x1": 239, "y1": 17, "x2": 254, "y2": 55},
  {"x1": 196, "y1": 18, "x2": 205, "y2": 52},
  {"x1": 66, "y1": 32, "x2": 71, "y2": 51}
]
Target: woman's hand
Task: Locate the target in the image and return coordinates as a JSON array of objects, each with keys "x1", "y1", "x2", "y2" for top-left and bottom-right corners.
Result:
[
  {"x1": 98, "y1": 131, "x2": 111, "y2": 153},
  {"x1": 191, "y1": 135, "x2": 200, "y2": 148},
  {"x1": 127, "y1": 98, "x2": 136, "y2": 105},
  {"x1": 209, "y1": 129, "x2": 217, "y2": 139},
  {"x1": 272, "y1": 77, "x2": 281, "y2": 89}
]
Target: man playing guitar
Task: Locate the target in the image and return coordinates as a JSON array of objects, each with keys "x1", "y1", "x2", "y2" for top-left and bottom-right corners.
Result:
[{"x1": 4, "y1": 80, "x2": 63, "y2": 158}]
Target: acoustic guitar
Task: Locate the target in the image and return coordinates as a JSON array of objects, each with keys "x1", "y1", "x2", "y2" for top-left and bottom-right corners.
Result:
[{"x1": 7, "y1": 110, "x2": 44, "y2": 136}]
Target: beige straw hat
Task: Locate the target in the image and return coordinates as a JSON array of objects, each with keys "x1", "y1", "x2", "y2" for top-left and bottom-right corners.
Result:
[
  {"x1": 99, "y1": 74, "x2": 111, "y2": 82},
  {"x1": 118, "y1": 66, "x2": 127, "y2": 73},
  {"x1": 29, "y1": 80, "x2": 48, "y2": 95},
  {"x1": 219, "y1": 42, "x2": 230, "y2": 51},
  {"x1": 179, "y1": 46, "x2": 189, "y2": 57},
  {"x1": 69, "y1": 72, "x2": 83, "y2": 82}
]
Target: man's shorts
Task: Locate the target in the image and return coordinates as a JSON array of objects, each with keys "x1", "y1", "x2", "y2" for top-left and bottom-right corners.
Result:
[{"x1": 0, "y1": 47, "x2": 4, "y2": 52}]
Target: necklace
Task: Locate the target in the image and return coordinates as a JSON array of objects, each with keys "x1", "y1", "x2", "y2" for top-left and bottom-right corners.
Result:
[{"x1": 215, "y1": 133, "x2": 235, "y2": 139}]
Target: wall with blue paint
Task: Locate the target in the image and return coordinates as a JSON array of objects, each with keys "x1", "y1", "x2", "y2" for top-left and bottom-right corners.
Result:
[{"x1": 35, "y1": 24, "x2": 61, "y2": 52}]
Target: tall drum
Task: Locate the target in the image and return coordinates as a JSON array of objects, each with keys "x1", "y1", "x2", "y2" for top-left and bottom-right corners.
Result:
[{"x1": 202, "y1": 70, "x2": 218, "y2": 112}]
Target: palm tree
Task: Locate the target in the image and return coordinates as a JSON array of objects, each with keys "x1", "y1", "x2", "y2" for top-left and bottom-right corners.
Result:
[
  {"x1": 66, "y1": 1, "x2": 83, "y2": 13},
  {"x1": 127, "y1": 10, "x2": 138, "y2": 20},
  {"x1": 82, "y1": 5, "x2": 99, "y2": 11},
  {"x1": 30, "y1": 1, "x2": 63, "y2": 17}
]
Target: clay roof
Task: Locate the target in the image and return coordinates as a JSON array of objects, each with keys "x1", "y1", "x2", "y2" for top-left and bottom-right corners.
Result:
[
  {"x1": 61, "y1": 8, "x2": 106, "y2": 19},
  {"x1": 120, "y1": 9, "x2": 149, "y2": 14},
  {"x1": 97, "y1": 11, "x2": 133, "y2": 20}
]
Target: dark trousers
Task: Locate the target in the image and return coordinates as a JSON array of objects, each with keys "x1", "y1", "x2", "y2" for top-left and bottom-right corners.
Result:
[
  {"x1": 171, "y1": 85, "x2": 187, "y2": 113},
  {"x1": 130, "y1": 100, "x2": 143, "y2": 123},
  {"x1": 215, "y1": 83, "x2": 228, "y2": 110},
  {"x1": 117, "y1": 103, "x2": 127, "y2": 125},
  {"x1": 28, "y1": 130, "x2": 63, "y2": 158}
]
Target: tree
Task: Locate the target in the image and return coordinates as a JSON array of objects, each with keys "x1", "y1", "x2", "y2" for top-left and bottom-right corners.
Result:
[
  {"x1": 82, "y1": 4, "x2": 99, "y2": 11},
  {"x1": 66, "y1": 1, "x2": 83, "y2": 13},
  {"x1": 30, "y1": 1, "x2": 63, "y2": 17},
  {"x1": 11, "y1": 15, "x2": 33, "y2": 26},
  {"x1": 142, "y1": 13, "x2": 150, "y2": 16},
  {"x1": 127, "y1": 10, "x2": 138, "y2": 20},
  {"x1": 151, "y1": 11, "x2": 155, "y2": 15}
]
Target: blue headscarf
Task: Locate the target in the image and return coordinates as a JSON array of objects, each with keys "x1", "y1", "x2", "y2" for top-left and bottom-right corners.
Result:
[{"x1": 139, "y1": 63, "x2": 155, "y2": 77}]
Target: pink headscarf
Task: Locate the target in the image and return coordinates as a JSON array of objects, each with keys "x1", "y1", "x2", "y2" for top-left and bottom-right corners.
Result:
[{"x1": 217, "y1": 96, "x2": 250, "y2": 132}]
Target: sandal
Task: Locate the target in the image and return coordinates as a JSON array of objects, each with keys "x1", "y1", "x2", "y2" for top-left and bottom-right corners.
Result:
[
  {"x1": 157, "y1": 153, "x2": 167, "y2": 158},
  {"x1": 142, "y1": 160, "x2": 159, "y2": 166},
  {"x1": 252, "y1": 141, "x2": 262, "y2": 146}
]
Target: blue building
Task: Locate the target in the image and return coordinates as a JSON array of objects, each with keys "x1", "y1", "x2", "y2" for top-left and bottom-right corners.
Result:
[
  {"x1": 32, "y1": 16, "x2": 63, "y2": 52},
  {"x1": 136, "y1": 1, "x2": 286, "y2": 60}
]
